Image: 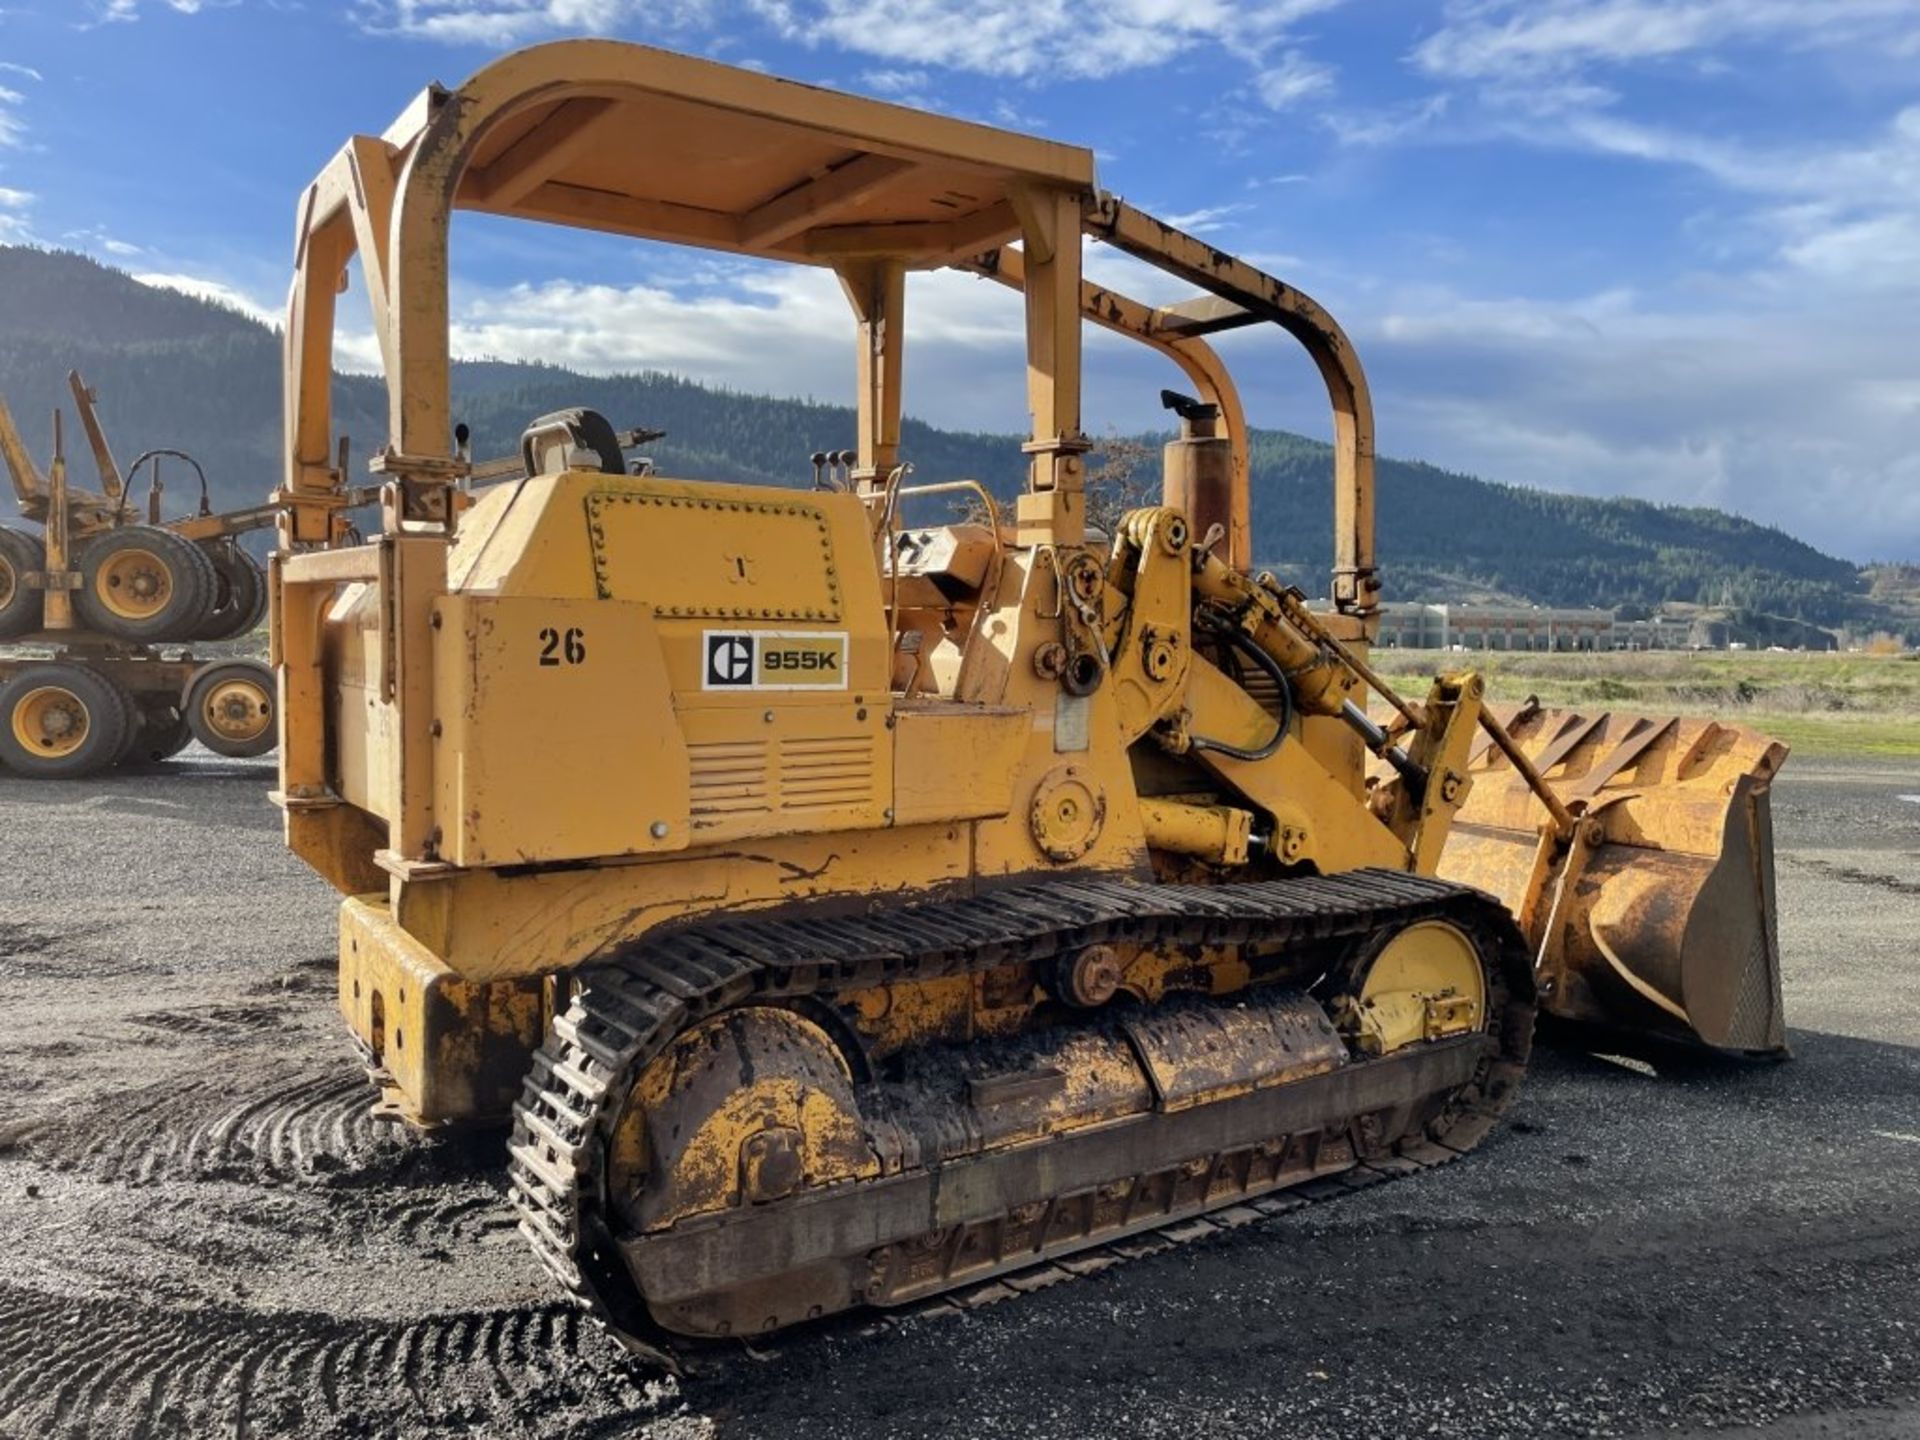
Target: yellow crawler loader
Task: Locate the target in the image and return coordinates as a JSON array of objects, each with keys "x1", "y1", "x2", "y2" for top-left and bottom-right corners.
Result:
[{"x1": 272, "y1": 42, "x2": 1788, "y2": 1359}]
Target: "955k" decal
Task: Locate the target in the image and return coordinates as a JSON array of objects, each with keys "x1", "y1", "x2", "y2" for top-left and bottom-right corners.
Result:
[{"x1": 702, "y1": 630, "x2": 849, "y2": 691}]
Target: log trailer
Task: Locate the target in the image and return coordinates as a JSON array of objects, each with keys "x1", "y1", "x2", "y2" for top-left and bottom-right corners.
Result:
[{"x1": 0, "y1": 372, "x2": 280, "y2": 773}]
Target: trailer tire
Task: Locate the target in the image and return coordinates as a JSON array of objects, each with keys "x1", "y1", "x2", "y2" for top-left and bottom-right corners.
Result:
[
  {"x1": 74, "y1": 526, "x2": 218, "y2": 642},
  {"x1": 196, "y1": 546, "x2": 268, "y2": 642},
  {"x1": 0, "y1": 527, "x2": 45, "y2": 640},
  {"x1": 184, "y1": 659, "x2": 275, "y2": 758},
  {"x1": 0, "y1": 663, "x2": 135, "y2": 778},
  {"x1": 124, "y1": 702, "x2": 195, "y2": 766}
]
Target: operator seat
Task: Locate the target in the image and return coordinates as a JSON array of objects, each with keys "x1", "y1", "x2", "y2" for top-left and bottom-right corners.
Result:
[{"x1": 521, "y1": 408, "x2": 627, "y2": 477}]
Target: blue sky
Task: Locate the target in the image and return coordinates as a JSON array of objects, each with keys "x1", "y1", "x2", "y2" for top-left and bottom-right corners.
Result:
[{"x1": 1, "y1": 1, "x2": 1917, "y2": 562}]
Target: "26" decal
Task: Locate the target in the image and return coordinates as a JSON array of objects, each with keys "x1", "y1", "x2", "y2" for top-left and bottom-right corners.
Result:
[{"x1": 538, "y1": 627, "x2": 587, "y2": 667}]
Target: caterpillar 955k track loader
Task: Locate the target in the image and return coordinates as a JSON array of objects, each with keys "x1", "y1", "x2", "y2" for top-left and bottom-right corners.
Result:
[{"x1": 272, "y1": 41, "x2": 1787, "y2": 1359}]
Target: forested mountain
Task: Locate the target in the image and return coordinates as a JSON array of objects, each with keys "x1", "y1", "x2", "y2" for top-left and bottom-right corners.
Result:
[{"x1": 0, "y1": 245, "x2": 1896, "y2": 633}]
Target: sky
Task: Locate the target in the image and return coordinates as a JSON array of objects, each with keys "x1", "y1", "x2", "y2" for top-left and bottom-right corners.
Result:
[{"x1": 1, "y1": 1, "x2": 1917, "y2": 564}]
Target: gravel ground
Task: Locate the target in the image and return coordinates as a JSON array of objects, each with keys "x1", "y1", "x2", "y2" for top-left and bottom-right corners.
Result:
[{"x1": 0, "y1": 750, "x2": 1915, "y2": 1439}]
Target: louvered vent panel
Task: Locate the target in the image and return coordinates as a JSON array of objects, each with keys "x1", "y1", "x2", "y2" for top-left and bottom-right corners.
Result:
[
  {"x1": 778, "y1": 735, "x2": 874, "y2": 811},
  {"x1": 688, "y1": 740, "x2": 771, "y2": 816}
]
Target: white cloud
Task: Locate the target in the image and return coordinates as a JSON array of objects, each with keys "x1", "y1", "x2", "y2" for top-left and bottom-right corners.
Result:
[
  {"x1": 0, "y1": 185, "x2": 32, "y2": 244},
  {"x1": 62, "y1": 225, "x2": 147, "y2": 258},
  {"x1": 1256, "y1": 49, "x2": 1335, "y2": 111},
  {"x1": 134, "y1": 271, "x2": 280, "y2": 326},
  {"x1": 353, "y1": 0, "x2": 1347, "y2": 99},
  {"x1": 92, "y1": 0, "x2": 238, "y2": 19},
  {"x1": 1306, "y1": 275, "x2": 1920, "y2": 562},
  {"x1": 1780, "y1": 212, "x2": 1920, "y2": 290},
  {"x1": 444, "y1": 261, "x2": 1016, "y2": 376},
  {"x1": 355, "y1": 0, "x2": 709, "y2": 45},
  {"x1": 1497, "y1": 102, "x2": 1920, "y2": 305},
  {"x1": 753, "y1": 0, "x2": 1345, "y2": 81},
  {"x1": 401, "y1": 248, "x2": 1920, "y2": 561},
  {"x1": 1290, "y1": 8, "x2": 1920, "y2": 562},
  {"x1": 859, "y1": 67, "x2": 927, "y2": 96},
  {"x1": 1157, "y1": 203, "x2": 1254, "y2": 234},
  {"x1": 1555, "y1": 105, "x2": 1920, "y2": 211},
  {"x1": 0, "y1": 63, "x2": 44, "y2": 82},
  {"x1": 1413, "y1": 0, "x2": 1920, "y2": 82},
  {"x1": 0, "y1": 72, "x2": 28, "y2": 149},
  {"x1": 1323, "y1": 93, "x2": 1450, "y2": 148}
]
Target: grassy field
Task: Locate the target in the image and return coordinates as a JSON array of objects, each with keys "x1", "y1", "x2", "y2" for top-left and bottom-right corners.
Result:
[{"x1": 1368, "y1": 648, "x2": 1920, "y2": 760}]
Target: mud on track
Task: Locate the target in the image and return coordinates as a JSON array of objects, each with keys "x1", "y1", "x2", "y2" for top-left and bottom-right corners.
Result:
[{"x1": 1, "y1": 751, "x2": 1918, "y2": 1439}]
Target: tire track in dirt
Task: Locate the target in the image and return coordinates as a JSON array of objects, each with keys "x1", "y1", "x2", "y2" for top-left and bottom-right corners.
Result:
[
  {"x1": 128, "y1": 1004, "x2": 297, "y2": 1040},
  {"x1": 15, "y1": 1043, "x2": 524, "y2": 1278},
  {"x1": 30, "y1": 1064, "x2": 421, "y2": 1186},
  {"x1": 0, "y1": 1283, "x2": 675, "y2": 1440}
]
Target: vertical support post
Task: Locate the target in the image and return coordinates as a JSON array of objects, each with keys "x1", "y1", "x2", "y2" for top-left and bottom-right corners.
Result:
[
  {"x1": 44, "y1": 411, "x2": 72, "y2": 631},
  {"x1": 282, "y1": 181, "x2": 357, "y2": 549},
  {"x1": 835, "y1": 258, "x2": 907, "y2": 489},
  {"x1": 272, "y1": 559, "x2": 330, "y2": 801},
  {"x1": 1012, "y1": 185, "x2": 1089, "y2": 547},
  {"x1": 388, "y1": 131, "x2": 455, "y2": 471},
  {"x1": 384, "y1": 534, "x2": 447, "y2": 860}
]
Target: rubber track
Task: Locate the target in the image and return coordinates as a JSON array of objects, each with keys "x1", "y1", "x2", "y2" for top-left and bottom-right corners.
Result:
[{"x1": 507, "y1": 868, "x2": 1534, "y2": 1362}]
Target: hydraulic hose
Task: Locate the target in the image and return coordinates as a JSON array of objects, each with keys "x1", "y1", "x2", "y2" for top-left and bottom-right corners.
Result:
[{"x1": 1189, "y1": 617, "x2": 1294, "y2": 763}]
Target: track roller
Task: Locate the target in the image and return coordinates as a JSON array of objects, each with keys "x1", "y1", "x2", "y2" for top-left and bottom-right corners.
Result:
[
  {"x1": 184, "y1": 658, "x2": 275, "y2": 758},
  {"x1": 75, "y1": 526, "x2": 218, "y2": 641},
  {"x1": 0, "y1": 662, "x2": 135, "y2": 778}
]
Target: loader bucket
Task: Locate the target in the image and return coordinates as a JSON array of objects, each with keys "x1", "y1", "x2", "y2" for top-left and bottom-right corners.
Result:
[{"x1": 1435, "y1": 707, "x2": 1789, "y2": 1055}]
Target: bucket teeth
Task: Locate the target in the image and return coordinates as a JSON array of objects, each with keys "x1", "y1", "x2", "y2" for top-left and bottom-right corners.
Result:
[{"x1": 1430, "y1": 706, "x2": 1789, "y2": 1054}]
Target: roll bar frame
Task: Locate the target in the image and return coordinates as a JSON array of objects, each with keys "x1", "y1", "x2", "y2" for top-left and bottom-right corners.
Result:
[{"x1": 278, "y1": 38, "x2": 1377, "y2": 619}]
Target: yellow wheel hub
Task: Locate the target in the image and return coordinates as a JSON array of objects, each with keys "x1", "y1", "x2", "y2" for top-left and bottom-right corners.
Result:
[
  {"x1": 200, "y1": 677, "x2": 273, "y2": 744},
  {"x1": 95, "y1": 548, "x2": 173, "y2": 621},
  {"x1": 11, "y1": 685, "x2": 90, "y2": 759},
  {"x1": 1340, "y1": 920, "x2": 1486, "y2": 1055}
]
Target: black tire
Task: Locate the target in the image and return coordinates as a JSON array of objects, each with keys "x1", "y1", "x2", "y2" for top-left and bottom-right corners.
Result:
[
  {"x1": 124, "y1": 702, "x2": 195, "y2": 766},
  {"x1": 0, "y1": 526, "x2": 45, "y2": 640},
  {"x1": 0, "y1": 663, "x2": 134, "y2": 778},
  {"x1": 184, "y1": 658, "x2": 275, "y2": 758},
  {"x1": 101, "y1": 672, "x2": 146, "y2": 766},
  {"x1": 196, "y1": 546, "x2": 268, "y2": 642},
  {"x1": 74, "y1": 526, "x2": 218, "y2": 642}
]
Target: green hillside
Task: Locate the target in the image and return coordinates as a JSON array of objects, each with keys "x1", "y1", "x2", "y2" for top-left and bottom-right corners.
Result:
[{"x1": 0, "y1": 245, "x2": 1900, "y2": 635}]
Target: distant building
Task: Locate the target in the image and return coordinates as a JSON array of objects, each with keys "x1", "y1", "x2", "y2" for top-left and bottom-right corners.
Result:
[{"x1": 1376, "y1": 603, "x2": 1695, "y2": 652}]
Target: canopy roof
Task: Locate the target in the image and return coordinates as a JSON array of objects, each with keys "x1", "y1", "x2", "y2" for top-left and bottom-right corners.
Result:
[
  {"x1": 284, "y1": 40, "x2": 1377, "y2": 617},
  {"x1": 390, "y1": 40, "x2": 1095, "y2": 266}
]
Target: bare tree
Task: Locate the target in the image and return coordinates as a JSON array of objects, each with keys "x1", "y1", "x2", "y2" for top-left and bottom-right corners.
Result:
[
  {"x1": 948, "y1": 431, "x2": 1160, "y2": 541},
  {"x1": 1079, "y1": 433, "x2": 1159, "y2": 539}
]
